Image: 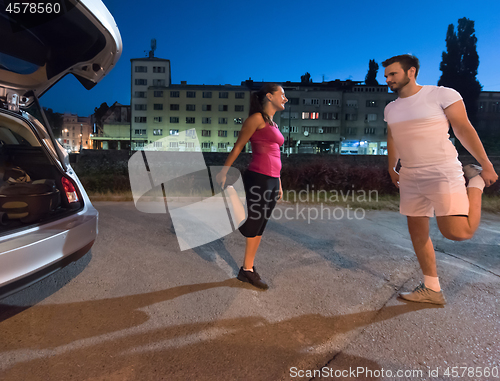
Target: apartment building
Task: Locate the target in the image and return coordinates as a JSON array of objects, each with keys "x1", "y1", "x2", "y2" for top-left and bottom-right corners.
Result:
[
  {"x1": 144, "y1": 83, "x2": 250, "y2": 151},
  {"x1": 255, "y1": 80, "x2": 398, "y2": 154},
  {"x1": 130, "y1": 53, "x2": 171, "y2": 150},
  {"x1": 476, "y1": 91, "x2": 500, "y2": 137},
  {"x1": 60, "y1": 113, "x2": 92, "y2": 152}
]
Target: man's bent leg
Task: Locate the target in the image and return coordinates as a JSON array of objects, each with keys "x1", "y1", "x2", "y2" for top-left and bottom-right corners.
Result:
[{"x1": 437, "y1": 187, "x2": 482, "y2": 241}]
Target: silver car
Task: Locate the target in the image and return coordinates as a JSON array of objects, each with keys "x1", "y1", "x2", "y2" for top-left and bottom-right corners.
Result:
[{"x1": 0, "y1": 0, "x2": 122, "y2": 298}]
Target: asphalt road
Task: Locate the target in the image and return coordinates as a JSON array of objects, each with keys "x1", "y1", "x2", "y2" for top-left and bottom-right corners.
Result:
[{"x1": 0, "y1": 201, "x2": 499, "y2": 381}]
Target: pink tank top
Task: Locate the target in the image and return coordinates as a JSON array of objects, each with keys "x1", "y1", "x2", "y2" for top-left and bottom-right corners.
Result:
[{"x1": 247, "y1": 122, "x2": 284, "y2": 178}]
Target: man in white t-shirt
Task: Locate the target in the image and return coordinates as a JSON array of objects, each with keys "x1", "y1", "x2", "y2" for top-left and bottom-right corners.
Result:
[{"x1": 382, "y1": 54, "x2": 498, "y2": 305}]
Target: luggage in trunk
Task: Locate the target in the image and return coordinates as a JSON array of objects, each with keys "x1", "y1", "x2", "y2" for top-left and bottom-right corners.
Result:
[{"x1": 0, "y1": 170, "x2": 60, "y2": 224}]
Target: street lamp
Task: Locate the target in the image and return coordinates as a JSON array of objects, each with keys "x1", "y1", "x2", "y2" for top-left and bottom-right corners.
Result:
[
  {"x1": 287, "y1": 104, "x2": 291, "y2": 157},
  {"x1": 79, "y1": 124, "x2": 83, "y2": 152}
]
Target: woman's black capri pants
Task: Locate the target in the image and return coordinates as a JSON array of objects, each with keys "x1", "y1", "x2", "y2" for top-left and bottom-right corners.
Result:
[{"x1": 239, "y1": 170, "x2": 280, "y2": 238}]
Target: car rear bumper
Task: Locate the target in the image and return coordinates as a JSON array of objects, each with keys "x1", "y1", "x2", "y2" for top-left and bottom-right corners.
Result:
[{"x1": 0, "y1": 204, "x2": 98, "y2": 299}]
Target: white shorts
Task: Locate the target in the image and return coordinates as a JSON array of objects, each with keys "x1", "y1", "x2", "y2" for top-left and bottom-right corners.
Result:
[{"x1": 399, "y1": 162, "x2": 469, "y2": 217}]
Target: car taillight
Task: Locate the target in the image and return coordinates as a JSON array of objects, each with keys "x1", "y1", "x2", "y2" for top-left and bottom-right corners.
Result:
[{"x1": 61, "y1": 177, "x2": 79, "y2": 203}]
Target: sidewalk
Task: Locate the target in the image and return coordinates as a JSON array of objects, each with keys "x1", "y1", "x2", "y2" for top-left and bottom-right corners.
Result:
[{"x1": 0, "y1": 202, "x2": 498, "y2": 381}]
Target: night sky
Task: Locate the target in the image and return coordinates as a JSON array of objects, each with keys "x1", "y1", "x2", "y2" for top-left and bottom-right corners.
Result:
[{"x1": 41, "y1": 0, "x2": 500, "y2": 116}]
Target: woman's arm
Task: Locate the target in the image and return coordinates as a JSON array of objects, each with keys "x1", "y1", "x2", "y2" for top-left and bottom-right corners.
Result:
[{"x1": 215, "y1": 113, "x2": 265, "y2": 187}]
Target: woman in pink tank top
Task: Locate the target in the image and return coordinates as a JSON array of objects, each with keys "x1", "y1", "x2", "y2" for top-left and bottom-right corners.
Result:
[{"x1": 216, "y1": 83, "x2": 287, "y2": 289}]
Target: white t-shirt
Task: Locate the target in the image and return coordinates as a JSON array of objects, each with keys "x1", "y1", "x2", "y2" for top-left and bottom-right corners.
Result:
[{"x1": 384, "y1": 85, "x2": 462, "y2": 168}]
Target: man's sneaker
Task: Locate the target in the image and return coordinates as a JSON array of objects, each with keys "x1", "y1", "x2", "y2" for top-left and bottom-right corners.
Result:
[
  {"x1": 399, "y1": 283, "x2": 446, "y2": 305},
  {"x1": 463, "y1": 164, "x2": 482, "y2": 180},
  {"x1": 237, "y1": 267, "x2": 269, "y2": 290}
]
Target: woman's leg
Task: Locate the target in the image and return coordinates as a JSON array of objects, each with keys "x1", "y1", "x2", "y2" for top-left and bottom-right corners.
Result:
[
  {"x1": 236, "y1": 173, "x2": 279, "y2": 290},
  {"x1": 243, "y1": 235, "x2": 262, "y2": 270}
]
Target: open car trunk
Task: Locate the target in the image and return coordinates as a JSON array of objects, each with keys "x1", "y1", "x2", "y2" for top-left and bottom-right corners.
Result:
[{"x1": 0, "y1": 111, "x2": 82, "y2": 235}]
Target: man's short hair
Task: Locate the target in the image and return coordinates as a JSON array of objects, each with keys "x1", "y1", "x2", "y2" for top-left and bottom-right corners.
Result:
[{"x1": 382, "y1": 54, "x2": 420, "y2": 78}]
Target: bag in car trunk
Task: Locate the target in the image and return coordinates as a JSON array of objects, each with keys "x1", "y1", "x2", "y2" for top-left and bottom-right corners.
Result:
[{"x1": 0, "y1": 173, "x2": 60, "y2": 224}]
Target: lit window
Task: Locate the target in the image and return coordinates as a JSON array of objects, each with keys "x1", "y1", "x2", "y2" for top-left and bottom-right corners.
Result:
[{"x1": 302, "y1": 112, "x2": 319, "y2": 120}]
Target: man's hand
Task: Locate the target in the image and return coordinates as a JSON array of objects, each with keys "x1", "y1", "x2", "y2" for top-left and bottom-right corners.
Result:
[
  {"x1": 481, "y1": 165, "x2": 499, "y2": 187},
  {"x1": 389, "y1": 168, "x2": 400, "y2": 188}
]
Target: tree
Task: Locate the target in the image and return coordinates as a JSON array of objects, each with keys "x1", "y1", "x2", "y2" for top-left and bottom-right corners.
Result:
[
  {"x1": 94, "y1": 102, "x2": 109, "y2": 133},
  {"x1": 43, "y1": 108, "x2": 63, "y2": 137},
  {"x1": 365, "y1": 59, "x2": 379, "y2": 85},
  {"x1": 438, "y1": 17, "x2": 482, "y2": 124},
  {"x1": 301, "y1": 72, "x2": 312, "y2": 83}
]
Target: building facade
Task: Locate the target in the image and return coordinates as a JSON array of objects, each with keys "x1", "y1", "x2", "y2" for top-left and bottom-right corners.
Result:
[
  {"x1": 130, "y1": 53, "x2": 171, "y2": 150},
  {"x1": 476, "y1": 91, "x2": 500, "y2": 136},
  {"x1": 264, "y1": 80, "x2": 397, "y2": 155},
  {"x1": 91, "y1": 102, "x2": 131, "y2": 150},
  {"x1": 144, "y1": 83, "x2": 250, "y2": 151},
  {"x1": 60, "y1": 113, "x2": 92, "y2": 152}
]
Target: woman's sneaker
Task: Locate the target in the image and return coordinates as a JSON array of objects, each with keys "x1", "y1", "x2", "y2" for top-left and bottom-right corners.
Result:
[{"x1": 237, "y1": 267, "x2": 269, "y2": 290}]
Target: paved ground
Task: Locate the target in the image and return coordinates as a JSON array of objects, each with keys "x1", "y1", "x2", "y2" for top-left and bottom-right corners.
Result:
[{"x1": 0, "y1": 201, "x2": 498, "y2": 381}]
